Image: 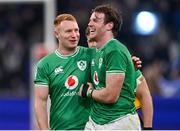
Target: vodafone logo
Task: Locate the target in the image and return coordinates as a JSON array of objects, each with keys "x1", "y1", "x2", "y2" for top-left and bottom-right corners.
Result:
[
  {"x1": 93, "y1": 71, "x2": 99, "y2": 85},
  {"x1": 65, "y1": 75, "x2": 78, "y2": 90}
]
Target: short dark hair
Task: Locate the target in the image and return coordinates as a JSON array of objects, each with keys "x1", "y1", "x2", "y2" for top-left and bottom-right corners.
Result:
[{"x1": 92, "y1": 4, "x2": 123, "y2": 37}]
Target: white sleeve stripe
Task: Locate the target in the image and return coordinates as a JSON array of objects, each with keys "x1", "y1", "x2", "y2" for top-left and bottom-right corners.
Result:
[
  {"x1": 106, "y1": 70, "x2": 125, "y2": 73},
  {"x1": 35, "y1": 84, "x2": 48, "y2": 87},
  {"x1": 106, "y1": 72, "x2": 125, "y2": 75},
  {"x1": 107, "y1": 72, "x2": 125, "y2": 75}
]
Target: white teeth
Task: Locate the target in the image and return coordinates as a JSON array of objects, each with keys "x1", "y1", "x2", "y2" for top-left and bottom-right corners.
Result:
[{"x1": 89, "y1": 29, "x2": 95, "y2": 32}]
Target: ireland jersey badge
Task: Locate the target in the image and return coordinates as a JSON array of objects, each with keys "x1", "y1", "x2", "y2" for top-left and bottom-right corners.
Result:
[{"x1": 77, "y1": 60, "x2": 87, "y2": 71}]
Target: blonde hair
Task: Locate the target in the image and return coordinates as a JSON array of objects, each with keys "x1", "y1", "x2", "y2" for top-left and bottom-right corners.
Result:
[{"x1": 54, "y1": 14, "x2": 77, "y2": 27}]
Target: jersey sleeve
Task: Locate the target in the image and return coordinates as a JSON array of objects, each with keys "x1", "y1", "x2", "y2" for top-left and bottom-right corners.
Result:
[
  {"x1": 34, "y1": 61, "x2": 49, "y2": 87},
  {"x1": 105, "y1": 50, "x2": 127, "y2": 75},
  {"x1": 134, "y1": 70, "x2": 142, "y2": 92}
]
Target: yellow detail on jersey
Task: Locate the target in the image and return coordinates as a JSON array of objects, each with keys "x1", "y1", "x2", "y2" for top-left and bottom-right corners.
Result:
[{"x1": 134, "y1": 97, "x2": 141, "y2": 110}]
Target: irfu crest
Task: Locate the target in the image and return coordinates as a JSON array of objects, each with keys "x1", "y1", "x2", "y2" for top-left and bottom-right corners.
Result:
[{"x1": 77, "y1": 60, "x2": 87, "y2": 71}]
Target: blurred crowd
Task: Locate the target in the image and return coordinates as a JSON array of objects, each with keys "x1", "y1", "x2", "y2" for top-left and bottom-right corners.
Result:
[
  {"x1": 0, "y1": 3, "x2": 43, "y2": 98},
  {"x1": 0, "y1": 0, "x2": 180, "y2": 98}
]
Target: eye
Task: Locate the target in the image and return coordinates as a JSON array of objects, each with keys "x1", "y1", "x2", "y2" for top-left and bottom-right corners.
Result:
[
  {"x1": 75, "y1": 28, "x2": 79, "y2": 32},
  {"x1": 93, "y1": 18, "x2": 98, "y2": 22},
  {"x1": 65, "y1": 29, "x2": 71, "y2": 33}
]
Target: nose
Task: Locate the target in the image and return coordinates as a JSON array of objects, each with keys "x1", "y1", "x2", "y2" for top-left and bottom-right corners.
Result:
[
  {"x1": 71, "y1": 31, "x2": 77, "y2": 37},
  {"x1": 71, "y1": 30, "x2": 79, "y2": 38},
  {"x1": 88, "y1": 20, "x2": 93, "y2": 27}
]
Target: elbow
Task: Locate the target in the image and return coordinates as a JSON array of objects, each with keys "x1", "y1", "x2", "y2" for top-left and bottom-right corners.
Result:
[{"x1": 105, "y1": 95, "x2": 119, "y2": 104}]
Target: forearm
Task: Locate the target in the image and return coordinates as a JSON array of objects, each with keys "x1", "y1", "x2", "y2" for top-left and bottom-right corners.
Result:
[
  {"x1": 140, "y1": 94, "x2": 153, "y2": 127},
  {"x1": 136, "y1": 76, "x2": 153, "y2": 128},
  {"x1": 35, "y1": 100, "x2": 49, "y2": 130},
  {"x1": 79, "y1": 74, "x2": 123, "y2": 104},
  {"x1": 91, "y1": 87, "x2": 119, "y2": 104},
  {"x1": 90, "y1": 74, "x2": 123, "y2": 104}
]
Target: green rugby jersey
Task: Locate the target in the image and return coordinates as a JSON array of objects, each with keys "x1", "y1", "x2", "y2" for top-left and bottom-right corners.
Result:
[
  {"x1": 90, "y1": 39, "x2": 137, "y2": 124},
  {"x1": 135, "y1": 70, "x2": 142, "y2": 91},
  {"x1": 34, "y1": 46, "x2": 92, "y2": 130}
]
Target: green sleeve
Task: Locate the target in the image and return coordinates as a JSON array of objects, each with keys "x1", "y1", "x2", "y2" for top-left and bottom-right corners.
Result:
[
  {"x1": 105, "y1": 50, "x2": 127, "y2": 74},
  {"x1": 34, "y1": 60, "x2": 49, "y2": 86},
  {"x1": 134, "y1": 70, "x2": 142, "y2": 92}
]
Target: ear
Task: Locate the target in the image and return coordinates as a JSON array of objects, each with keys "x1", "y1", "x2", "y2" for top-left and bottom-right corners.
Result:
[
  {"x1": 106, "y1": 22, "x2": 114, "y2": 31},
  {"x1": 54, "y1": 29, "x2": 59, "y2": 38}
]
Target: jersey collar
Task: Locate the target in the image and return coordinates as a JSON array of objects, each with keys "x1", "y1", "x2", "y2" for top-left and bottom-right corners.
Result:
[{"x1": 55, "y1": 47, "x2": 80, "y2": 59}]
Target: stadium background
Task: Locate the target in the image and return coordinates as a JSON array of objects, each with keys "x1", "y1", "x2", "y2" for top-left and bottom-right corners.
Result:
[{"x1": 0, "y1": 0, "x2": 180, "y2": 129}]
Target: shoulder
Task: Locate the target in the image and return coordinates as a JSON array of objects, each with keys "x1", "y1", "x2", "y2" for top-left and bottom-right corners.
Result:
[
  {"x1": 78, "y1": 46, "x2": 93, "y2": 55},
  {"x1": 108, "y1": 39, "x2": 128, "y2": 51},
  {"x1": 103, "y1": 39, "x2": 125, "y2": 54},
  {"x1": 37, "y1": 52, "x2": 56, "y2": 67},
  {"x1": 104, "y1": 39, "x2": 132, "y2": 61}
]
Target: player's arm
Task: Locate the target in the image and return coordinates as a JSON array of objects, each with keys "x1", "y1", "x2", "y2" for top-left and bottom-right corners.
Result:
[
  {"x1": 79, "y1": 50, "x2": 125, "y2": 103},
  {"x1": 79, "y1": 73, "x2": 124, "y2": 104},
  {"x1": 92, "y1": 73, "x2": 124, "y2": 103},
  {"x1": 136, "y1": 75, "x2": 153, "y2": 129},
  {"x1": 34, "y1": 85, "x2": 49, "y2": 130}
]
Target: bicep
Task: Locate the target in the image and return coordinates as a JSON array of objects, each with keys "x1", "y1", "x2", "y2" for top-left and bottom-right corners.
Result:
[
  {"x1": 106, "y1": 73, "x2": 125, "y2": 98},
  {"x1": 35, "y1": 85, "x2": 49, "y2": 102}
]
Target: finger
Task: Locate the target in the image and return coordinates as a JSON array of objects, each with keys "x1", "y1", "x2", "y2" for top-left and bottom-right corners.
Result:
[
  {"x1": 131, "y1": 56, "x2": 137, "y2": 60},
  {"x1": 78, "y1": 84, "x2": 83, "y2": 96},
  {"x1": 136, "y1": 65, "x2": 142, "y2": 68},
  {"x1": 135, "y1": 65, "x2": 142, "y2": 69},
  {"x1": 136, "y1": 61, "x2": 142, "y2": 64},
  {"x1": 135, "y1": 58, "x2": 140, "y2": 62},
  {"x1": 132, "y1": 56, "x2": 140, "y2": 62}
]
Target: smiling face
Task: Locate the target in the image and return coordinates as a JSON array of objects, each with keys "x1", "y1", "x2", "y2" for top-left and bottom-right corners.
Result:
[
  {"x1": 54, "y1": 20, "x2": 80, "y2": 51},
  {"x1": 88, "y1": 5, "x2": 123, "y2": 44},
  {"x1": 88, "y1": 12, "x2": 107, "y2": 42}
]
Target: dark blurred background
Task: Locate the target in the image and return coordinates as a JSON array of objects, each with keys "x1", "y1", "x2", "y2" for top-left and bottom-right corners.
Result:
[{"x1": 0, "y1": 0, "x2": 180, "y2": 129}]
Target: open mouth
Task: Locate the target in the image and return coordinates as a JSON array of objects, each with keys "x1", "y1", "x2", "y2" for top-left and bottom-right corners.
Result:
[
  {"x1": 90, "y1": 29, "x2": 95, "y2": 33},
  {"x1": 70, "y1": 40, "x2": 77, "y2": 43},
  {"x1": 89, "y1": 30, "x2": 96, "y2": 36}
]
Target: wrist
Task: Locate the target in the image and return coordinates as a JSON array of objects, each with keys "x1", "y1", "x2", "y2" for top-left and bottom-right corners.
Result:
[
  {"x1": 81, "y1": 84, "x2": 89, "y2": 98},
  {"x1": 87, "y1": 89, "x2": 94, "y2": 98}
]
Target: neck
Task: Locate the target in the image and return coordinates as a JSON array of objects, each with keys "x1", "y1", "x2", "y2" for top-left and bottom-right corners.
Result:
[
  {"x1": 58, "y1": 45, "x2": 77, "y2": 56},
  {"x1": 97, "y1": 33, "x2": 114, "y2": 49}
]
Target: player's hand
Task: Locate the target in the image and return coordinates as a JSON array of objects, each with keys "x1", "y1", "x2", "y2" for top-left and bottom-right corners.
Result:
[
  {"x1": 132, "y1": 56, "x2": 142, "y2": 70},
  {"x1": 79, "y1": 83, "x2": 94, "y2": 98}
]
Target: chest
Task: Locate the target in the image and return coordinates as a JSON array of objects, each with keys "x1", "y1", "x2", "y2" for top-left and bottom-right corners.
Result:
[
  {"x1": 49, "y1": 57, "x2": 90, "y2": 90},
  {"x1": 91, "y1": 51, "x2": 106, "y2": 87}
]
